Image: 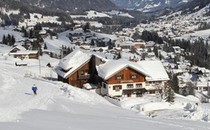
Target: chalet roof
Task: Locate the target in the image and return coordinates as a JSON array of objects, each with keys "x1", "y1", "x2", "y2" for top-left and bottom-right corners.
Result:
[
  {"x1": 10, "y1": 45, "x2": 26, "y2": 52},
  {"x1": 116, "y1": 40, "x2": 133, "y2": 46},
  {"x1": 138, "y1": 60, "x2": 169, "y2": 81},
  {"x1": 9, "y1": 50, "x2": 38, "y2": 55},
  {"x1": 145, "y1": 41, "x2": 155, "y2": 47},
  {"x1": 97, "y1": 59, "x2": 150, "y2": 80},
  {"x1": 55, "y1": 50, "x2": 91, "y2": 78}
]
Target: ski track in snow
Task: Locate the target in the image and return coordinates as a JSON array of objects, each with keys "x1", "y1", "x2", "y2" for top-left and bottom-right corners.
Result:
[{"x1": 0, "y1": 63, "x2": 60, "y2": 122}]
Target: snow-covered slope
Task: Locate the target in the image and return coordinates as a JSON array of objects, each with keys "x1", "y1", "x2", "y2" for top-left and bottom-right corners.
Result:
[
  {"x1": 0, "y1": 47, "x2": 210, "y2": 129},
  {"x1": 0, "y1": 28, "x2": 23, "y2": 42}
]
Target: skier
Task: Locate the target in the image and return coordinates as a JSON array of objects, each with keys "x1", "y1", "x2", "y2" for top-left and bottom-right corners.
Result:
[{"x1": 32, "y1": 84, "x2": 38, "y2": 95}]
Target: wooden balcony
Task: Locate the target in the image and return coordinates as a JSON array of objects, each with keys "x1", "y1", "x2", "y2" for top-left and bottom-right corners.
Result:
[{"x1": 79, "y1": 74, "x2": 90, "y2": 80}]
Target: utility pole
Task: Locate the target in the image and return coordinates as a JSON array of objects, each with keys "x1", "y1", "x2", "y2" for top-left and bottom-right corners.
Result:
[
  {"x1": 39, "y1": 47, "x2": 41, "y2": 76},
  {"x1": 208, "y1": 80, "x2": 210, "y2": 97}
]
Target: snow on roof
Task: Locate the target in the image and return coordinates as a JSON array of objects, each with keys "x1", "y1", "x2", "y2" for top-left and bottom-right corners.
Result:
[
  {"x1": 56, "y1": 50, "x2": 91, "y2": 78},
  {"x1": 91, "y1": 52, "x2": 112, "y2": 61},
  {"x1": 97, "y1": 59, "x2": 150, "y2": 80},
  {"x1": 39, "y1": 30, "x2": 47, "y2": 35},
  {"x1": 86, "y1": 10, "x2": 111, "y2": 19},
  {"x1": 173, "y1": 46, "x2": 181, "y2": 49},
  {"x1": 145, "y1": 41, "x2": 155, "y2": 47},
  {"x1": 178, "y1": 73, "x2": 192, "y2": 83},
  {"x1": 117, "y1": 40, "x2": 133, "y2": 46},
  {"x1": 138, "y1": 60, "x2": 169, "y2": 81},
  {"x1": 94, "y1": 32, "x2": 118, "y2": 41},
  {"x1": 9, "y1": 50, "x2": 38, "y2": 55},
  {"x1": 11, "y1": 45, "x2": 26, "y2": 51},
  {"x1": 173, "y1": 69, "x2": 184, "y2": 74}
]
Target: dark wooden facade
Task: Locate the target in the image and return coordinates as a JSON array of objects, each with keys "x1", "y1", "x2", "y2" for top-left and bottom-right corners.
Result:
[
  {"x1": 106, "y1": 67, "x2": 146, "y2": 84},
  {"x1": 60, "y1": 56, "x2": 98, "y2": 88},
  {"x1": 67, "y1": 61, "x2": 90, "y2": 88}
]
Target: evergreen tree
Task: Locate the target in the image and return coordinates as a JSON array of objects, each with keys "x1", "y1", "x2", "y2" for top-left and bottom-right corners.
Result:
[
  {"x1": 108, "y1": 39, "x2": 113, "y2": 50},
  {"x1": 7, "y1": 34, "x2": 11, "y2": 44},
  {"x1": 29, "y1": 29, "x2": 34, "y2": 38},
  {"x1": 154, "y1": 46, "x2": 159, "y2": 58},
  {"x1": 23, "y1": 40, "x2": 28, "y2": 50},
  {"x1": 10, "y1": 35, "x2": 16, "y2": 46},
  {"x1": 165, "y1": 88, "x2": 175, "y2": 103},
  {"x1": 116, "y1": 52, "x2": 122, "y2": 59},
  {"x1": 2, "y1": 35, "x2": 7, "y2": 45},
  {"x1": 90, "y1": 39, "x2": 95, "y2": 46},
  {"x1": 171, "y1": 74, "x2": 179, "y2": 93},
  {"x1": 83, "y1": 22, "x2": 90, "y2": 32},
  {"x1": 44, "y1": 43, "x2": 47, "y2": 49},
  {"x1": 22, "y1": 26, "x2": 28, "y2": 37},
  {"x1": 34, "y1": 23, "x2": 42, "y2": 31},
  {"x1": 132, "y1": 31, "x2": 141, "y2": 40}
]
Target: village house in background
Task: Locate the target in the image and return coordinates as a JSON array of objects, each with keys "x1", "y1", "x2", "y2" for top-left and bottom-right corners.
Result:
[{"x1": 9, "y1": 45, "x2": 39, "y2": 59}]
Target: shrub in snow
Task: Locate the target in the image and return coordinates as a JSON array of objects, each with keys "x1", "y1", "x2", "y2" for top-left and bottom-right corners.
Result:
[
  {"x1": 202, "y1": 113, "x2": 209, "y2": 122},
  {"x1": 200, "y1": 96, "x2": 209, "y2": 103},
  {"x1": 184, "y1": 103, "x2": 192, "y2": 111},
  {"x1": 184, "y1": 103, "x2": 197, "y2": 112}
]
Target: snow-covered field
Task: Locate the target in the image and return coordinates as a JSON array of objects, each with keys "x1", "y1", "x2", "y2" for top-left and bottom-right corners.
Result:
[
  {"x1": 179, "y1": 29, "x2": 210, "y2": 40},
  {"x1": 19, "y1": 13, "x2": 62, "y2": 27},
  {"x1": 0, "y1": 48, "x2": 210, "y2": 129}
]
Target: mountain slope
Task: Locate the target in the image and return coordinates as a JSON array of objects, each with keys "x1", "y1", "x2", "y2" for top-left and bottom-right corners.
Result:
[
  {"x1": 178, "y1": 0, "x2": 210, "y2": 14},
  {"x1": 111, "y1": 0, "x2": 193, "y2": 12},
  {"x1": 0, "y1": 0, "x2": 118, "y2": 26},
  {"x1": 19, "y1": 0, "x2": 118, "y2": 11}
]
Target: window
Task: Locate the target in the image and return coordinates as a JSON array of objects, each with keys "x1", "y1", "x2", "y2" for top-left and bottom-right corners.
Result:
[
  {"x1": 113, "y1": 85, "x2": 122, "y2": 91},
  {"x1": 149, "y1": 90, "x2": 155, "y2": 94},
  {"x1": 116, "y1": 75, "x2": 123, "y2": 80},
  {"x1": 80, "y1": 70, "x2": 84, "y2": 75},
  {"x1": 127, "y1": 84, "x2": 134, "y2": 89},
  {"x1": 102, "y1": 82, "x2": 107, "y2": 89},
  {"x1": 80, "y1": 69, "x2": 88, "y2": 75},
  {"x1": 131, "y1": 74, "x2": 137, "y2": 79},
  {"x1": 136, "y1": 83, "x2": 142, "y2": 88},
  {"x1": 136, "y1": 93, "x2": 143, "y2": 97},
  {"x1": 203, "y1": 87, "x2": 208, "y2": 91}
]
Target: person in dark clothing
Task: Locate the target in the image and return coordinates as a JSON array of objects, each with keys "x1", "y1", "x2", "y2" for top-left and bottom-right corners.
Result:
[{"x1": 32, "y1": 84, "x2": 38, "y2": 95}]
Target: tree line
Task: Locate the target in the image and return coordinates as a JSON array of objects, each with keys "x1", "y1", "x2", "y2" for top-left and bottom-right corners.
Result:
[
  {"x1": 164, "y1": 38, "x2": 210, "y2": 69},
  {"x1": 2, "y1": 34, "x2": 15, "y2": 46}
]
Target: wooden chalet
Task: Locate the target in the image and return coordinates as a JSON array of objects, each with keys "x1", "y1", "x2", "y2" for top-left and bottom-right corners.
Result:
[
  {"x1": 55, "y1": 50, "x2": 169, "y2": 98},
  {"x1": 55, "y1": 50, "x2": 97, "y2": 88},
  {"x1": 9, "y1": 50, "x2": 39, "y2": 59},
  {"x1": 97, "y1": 60, "x2": 150, "y2": 97}
]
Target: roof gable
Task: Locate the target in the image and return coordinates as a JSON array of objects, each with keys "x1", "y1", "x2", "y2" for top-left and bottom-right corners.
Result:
[
  {"x1": 56, "y1": 50, "x2": 91, "y2": 78},
  {"x1": 138, "y1": 60, "x2": 169, "y2": 81},
  {"x1": 97, "y1": 59, "x2": 150, "y2": 80},
  {"x1": 10, "y1": 45, "x2": 26, "y2": 52}
]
